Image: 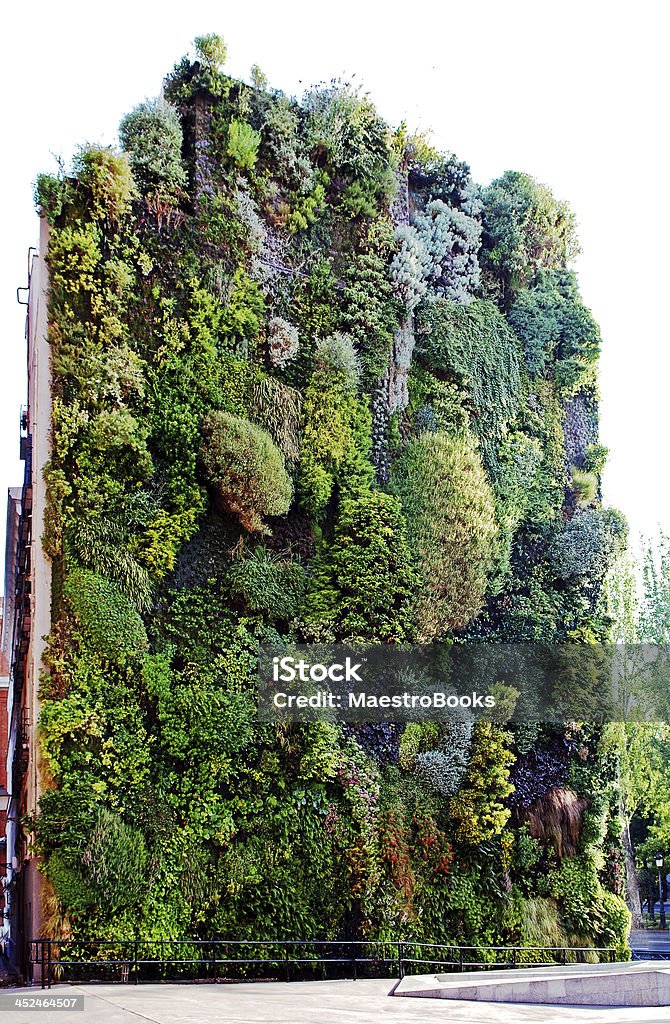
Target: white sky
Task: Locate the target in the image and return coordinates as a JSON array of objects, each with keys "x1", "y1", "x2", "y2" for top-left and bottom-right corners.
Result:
[{"x1": 1, "y1": 0, "x2": 668, "y2": 575}]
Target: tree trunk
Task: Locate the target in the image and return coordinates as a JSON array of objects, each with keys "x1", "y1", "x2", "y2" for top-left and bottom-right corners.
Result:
[{"x1": 623, "y1": 817, "x2": 643, "y2": 927}]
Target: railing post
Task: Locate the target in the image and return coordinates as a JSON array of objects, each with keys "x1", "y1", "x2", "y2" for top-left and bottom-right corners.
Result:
[
  {"x1": 284, "y1": 944, "x2": 290, "y2": 983},
  {"x1": 512, "y1": 948, "x2": 517, "y2": 969},
  {"x1": 134, "y1": 939, "x2": 139, "y2": 984},
  {"x1": 47, "y1": 939, "x2": 52, "y2": 990},
  {"x1": 398, "y1": 942, "x2": 403, "y2": 980},
  {"x1": 459, "y1": 947, "x2": 464, "y2": 972}
]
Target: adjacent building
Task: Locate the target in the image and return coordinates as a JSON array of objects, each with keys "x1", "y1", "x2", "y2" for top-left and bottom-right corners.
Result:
[{"x1": 1, "y1": 223, "x2": 51, "y2": 979}]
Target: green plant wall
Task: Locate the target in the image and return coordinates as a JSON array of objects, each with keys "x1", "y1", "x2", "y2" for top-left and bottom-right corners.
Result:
[{"x1": 32, "y1": 36, "x2": 630, "y2": 954}]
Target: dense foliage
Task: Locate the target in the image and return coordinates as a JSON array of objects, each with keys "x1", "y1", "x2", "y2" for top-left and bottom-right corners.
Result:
[
  {"x1": 32, "y1": 35, "x2": 630, "y2": 956},
  {"x1": 391, "y1": 432, "x2": 498, "y2": 637}
]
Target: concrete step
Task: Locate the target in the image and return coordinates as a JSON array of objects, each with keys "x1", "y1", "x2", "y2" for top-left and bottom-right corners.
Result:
[{"x1": 395, "y1": 960, "x2": 670, "y2": 1006}]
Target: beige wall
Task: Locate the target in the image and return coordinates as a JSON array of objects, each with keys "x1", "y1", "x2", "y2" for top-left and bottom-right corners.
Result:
[{"x1": 22, "y1": 215, "x2": 52, "y2": 950}]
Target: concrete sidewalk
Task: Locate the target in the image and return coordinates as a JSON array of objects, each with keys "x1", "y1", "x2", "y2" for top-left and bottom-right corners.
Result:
[{"x1": 2, "y1": 979, "x2": 670, "y2": 1024}]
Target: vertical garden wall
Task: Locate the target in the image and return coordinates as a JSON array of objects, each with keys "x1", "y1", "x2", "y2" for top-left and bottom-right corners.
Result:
[{"x1": 32, "y1": 34, "x2": 630, "y2": 952}]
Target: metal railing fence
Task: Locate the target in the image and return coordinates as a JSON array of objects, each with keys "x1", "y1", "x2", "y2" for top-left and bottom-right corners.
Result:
[{"x1": 29, "y1": 938, "x2": 620, "y2": 989}]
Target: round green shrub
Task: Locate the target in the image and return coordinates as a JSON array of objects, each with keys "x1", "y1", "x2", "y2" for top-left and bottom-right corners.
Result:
[
  {"x1": 508, "y1": 272, "x2": 601, "y2": 392},
  {"x1": 71, "y1": 144, "x2": 135, "y2": 223},
  {"x1": 582, "y1": 443, "x2": 608, "y2": 474},
  {"x1": 119, "y1": 97, "x2": 187, "y2": 197},
  {"x1": 200, "y1": 410, "x2": 293, "y2": 533},
  {"x1": 80, "y1": 807, "x2": 149, "y2": 913},
  {"x1": 550, "y1": 508, "x2": 627, "y2": 580},
  {"x1": 480, "y1": 171, "x2": 579, "y2": 298},
  {"x1": 227, "y1": 120, "x2": 261, "y2": 171},
  {"x1": 315, "y1": 332, "x2": 360, "y2": 388},
  {"x1": 64, "y1": 567, "x2": 148, "y2": 658},
  {"x1": 598, "y1": 890, "x2": 632, "y2": 957}
]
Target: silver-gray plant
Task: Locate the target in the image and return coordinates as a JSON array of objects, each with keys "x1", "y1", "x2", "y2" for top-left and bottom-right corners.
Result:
[
  {"x1": 414, "y1": 718, "x2": 473, "y2": 795},
  {"x1": 315, "y1": 332, "x2": 360, "y2": 388},
  {"x1": 390, "y1": 199, "x2": 481, "y2": 312},
  {"x1": 267, "y1": 317, "x2": 300, "y2": 367}
]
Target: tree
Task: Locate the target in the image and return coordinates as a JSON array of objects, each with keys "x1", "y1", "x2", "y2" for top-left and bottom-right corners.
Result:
[
  {"x1": 607, "y1": 533, "x2": 670, "y2": 925},
  {"x1": 194, "y1": 34, "x2": 227, "y2": 72},
  {"x1": 639, "y1": 532, "x2": 670, "y2": 643}
]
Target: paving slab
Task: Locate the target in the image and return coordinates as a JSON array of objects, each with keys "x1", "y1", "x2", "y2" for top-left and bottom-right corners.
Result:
[{"x1": 3, "y1": 978, "x2": 670, "y2": 1024}]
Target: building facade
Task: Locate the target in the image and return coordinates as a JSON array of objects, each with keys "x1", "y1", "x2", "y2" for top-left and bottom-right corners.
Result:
[{"x1": 1, "y1": 222, "x2": 51, "y2": 979}]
